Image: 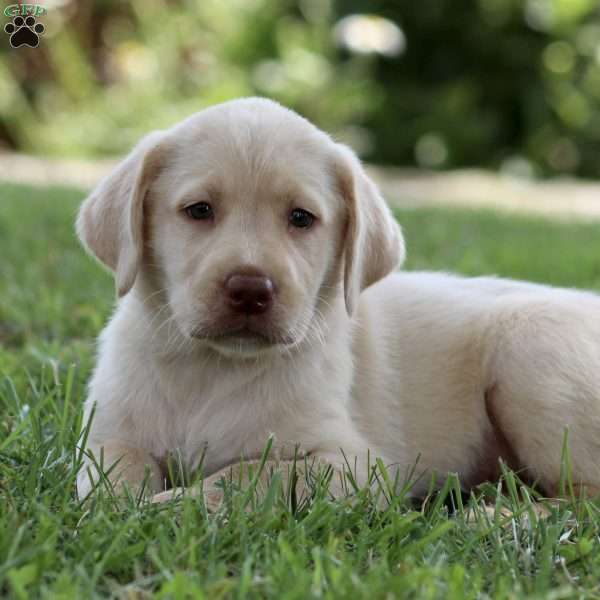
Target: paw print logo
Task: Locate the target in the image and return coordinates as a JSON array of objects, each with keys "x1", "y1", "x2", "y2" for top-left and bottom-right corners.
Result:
[{"x1": 4, "y1": 15, "x2": 45, "y2": 48}]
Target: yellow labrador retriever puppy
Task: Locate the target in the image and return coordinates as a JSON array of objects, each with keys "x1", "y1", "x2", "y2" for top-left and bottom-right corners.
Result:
[{"x1": 76, "y1": 98, "x2": 600, "y2": 505}]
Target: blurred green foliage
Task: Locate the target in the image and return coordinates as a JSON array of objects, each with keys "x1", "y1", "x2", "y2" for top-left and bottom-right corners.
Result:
[{"x1": 0, "y1": 0, "x2": 599, "y2": 177}]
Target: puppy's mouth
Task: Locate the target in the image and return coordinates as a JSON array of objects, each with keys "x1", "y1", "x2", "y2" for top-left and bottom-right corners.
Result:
[{"x1": 190, "y1": 323, "x2": 295, "y2": 351}]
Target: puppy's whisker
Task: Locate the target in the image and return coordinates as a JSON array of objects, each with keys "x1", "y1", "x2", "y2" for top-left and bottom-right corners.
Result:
[
  {"x1": 146, "y1": 303, "x2": 175, "y2": 344},
  {"x1": 137, "y1": 286, "x2": 169, "y2": 305}
]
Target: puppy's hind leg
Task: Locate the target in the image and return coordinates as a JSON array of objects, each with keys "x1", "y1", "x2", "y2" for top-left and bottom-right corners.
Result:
[{"x1": 484, "y1": 302, "x2": 600, "y2": 499}]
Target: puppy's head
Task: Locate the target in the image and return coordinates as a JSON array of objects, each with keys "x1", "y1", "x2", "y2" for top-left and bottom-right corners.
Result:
[{"x1": 78, "y1": 98, "x2": 404, "y2": 357}]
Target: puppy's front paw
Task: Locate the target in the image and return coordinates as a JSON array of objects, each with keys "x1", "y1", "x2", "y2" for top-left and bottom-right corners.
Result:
[
  {"x1": 151, "y1": 485, "x2": 224, "y2": 511},
  {"x1": 151, "y1": 487, "x2": 185, "y2": 504}
]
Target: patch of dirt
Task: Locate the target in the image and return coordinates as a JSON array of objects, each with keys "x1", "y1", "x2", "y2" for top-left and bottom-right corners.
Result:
[{"x1": 368, "y1": 166, "x2": 600, "y2": 222}]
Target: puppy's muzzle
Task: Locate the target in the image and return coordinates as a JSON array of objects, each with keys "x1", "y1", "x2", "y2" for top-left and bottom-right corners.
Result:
[{"x1": 224, "y1": 270, "x2": 274, "y2": 316}]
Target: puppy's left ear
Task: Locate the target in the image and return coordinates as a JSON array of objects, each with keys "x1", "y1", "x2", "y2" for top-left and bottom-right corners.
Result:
[
  {"x1": 76, "y1": 131, "x2": 169, "y2": 297},
  {"x1": 334, "y1": 144, "x2": 405, "y2": 315}
]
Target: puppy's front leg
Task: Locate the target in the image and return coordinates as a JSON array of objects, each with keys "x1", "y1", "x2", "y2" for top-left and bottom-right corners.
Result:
[
  {"x1": 152, "y1": 457, "x2": 348, "y2": 510},
  {"x1": 77, "y1": 439, "x2": 164, "y2": 499}
]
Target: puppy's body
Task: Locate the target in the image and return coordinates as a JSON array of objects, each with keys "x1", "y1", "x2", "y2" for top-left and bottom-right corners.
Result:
[
  {"x1": 355, "y1": 272, "x2": 600, "y2": 494},
  {"x1": 77, "y1": 98, "x2": 600, "y2": 501}
]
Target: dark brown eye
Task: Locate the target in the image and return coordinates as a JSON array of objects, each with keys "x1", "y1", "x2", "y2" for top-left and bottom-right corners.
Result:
[
  {"x1": 185, "y1": 202, "x2": 213, "y2": 220},
  {"x1": 289, "y1": 208, "x2": 315, "y2": 229}
]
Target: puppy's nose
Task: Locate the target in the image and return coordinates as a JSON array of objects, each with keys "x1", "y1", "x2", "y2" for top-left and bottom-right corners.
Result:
[{"x1": 224, "y1": 272, "x2": 274, "y2": 315}]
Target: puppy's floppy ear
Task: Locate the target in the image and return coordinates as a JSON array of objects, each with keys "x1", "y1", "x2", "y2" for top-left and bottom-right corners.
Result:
[
  {"x1": 76, "y1": 131, "x2": 169, "y2": 297},
  {"x1": 334, "y1": 144, "x2": 405, "y2": 315}
]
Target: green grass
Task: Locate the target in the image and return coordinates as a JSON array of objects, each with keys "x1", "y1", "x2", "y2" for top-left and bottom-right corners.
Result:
[{"x1": 3, "y1": 181, "x2": 600, "y2": 598}]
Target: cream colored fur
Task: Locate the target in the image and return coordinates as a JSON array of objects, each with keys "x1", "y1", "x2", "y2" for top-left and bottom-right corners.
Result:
[{"x1": 76, "y1": 98, "x2": 600, "y2": 505}]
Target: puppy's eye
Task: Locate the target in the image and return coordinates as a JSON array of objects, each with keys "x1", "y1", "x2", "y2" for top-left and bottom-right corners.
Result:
[
  {"x1": 289, "y1": 208, "x2": 315, "y2": 229},
  {"x1": 185, "y1": 202, "x2": 214, "y2": 220}
]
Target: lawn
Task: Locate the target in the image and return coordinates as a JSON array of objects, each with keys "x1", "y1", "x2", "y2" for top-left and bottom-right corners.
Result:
[{"x1": 2, "y1": 181, "x2": 600, "y2": 598}]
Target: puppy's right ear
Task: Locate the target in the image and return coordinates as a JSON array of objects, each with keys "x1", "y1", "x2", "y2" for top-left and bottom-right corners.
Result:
[
  {"x1": 334, "y1": 144, "x2": 405, "y2": 316},
  {"x1": 76, "y1": 131, "x2": 168, "y2": 297}
]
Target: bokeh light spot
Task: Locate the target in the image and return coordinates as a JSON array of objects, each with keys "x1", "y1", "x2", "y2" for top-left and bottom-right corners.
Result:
[
  {"x1": 543, "y1": 41, "x2": 576, "y2": 74},
  {"x1": 334, "y1": 14, "x2": 405, "y2": 57},
  {"x1": 415, "y1": 133, "x2": 448, "y2": 168}
]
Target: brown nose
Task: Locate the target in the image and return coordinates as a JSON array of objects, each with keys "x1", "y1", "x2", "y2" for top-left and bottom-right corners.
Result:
[{"x1": 224, "y1": 272, "x2": 274, "y2": 315}]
